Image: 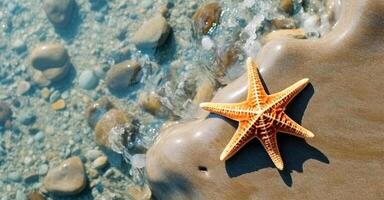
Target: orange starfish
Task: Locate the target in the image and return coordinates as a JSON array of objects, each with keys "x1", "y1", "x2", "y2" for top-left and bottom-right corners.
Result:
[{"x1": 200, "y1": 57, "x2": 314, "y2": 170}]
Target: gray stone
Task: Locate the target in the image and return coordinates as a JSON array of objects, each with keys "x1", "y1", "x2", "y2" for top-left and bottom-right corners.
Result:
[
  {"x1": 33, "y1": 131, "x2": 45, "y2": 142},
  {"x1": 43, "y1": 0, "x2": 75, "y2": 27},
  {"x1": 43, "y1": 156, "x2": 86, "y2": 196},
  {"x1": 92, "y1": 156, "x2": 108, "y2": 170},
  {"x1": 8, "y1": 171, "x2": 22, "y2": 182},
  {"x1": 132, "y1": 15, "x2": 170, "y2": 49},
  {"x1": 78, "y1": 69, "x2": 99, "y2": 90},
  {"x1": 85, "y1": 149, "x2": 103, "y2": 162},
  {"x1": 38, "y1": 164, "x2": 49, "y2": 175},
  {"x1": 15, "y1": 190, "x2": 26, "y2": 200},
  {"x1": 0, "y1": 101, "x2": 12, "y2": 125},
  {"x1": 105, "y1": 60, "x2": 141, "y2": 91}
]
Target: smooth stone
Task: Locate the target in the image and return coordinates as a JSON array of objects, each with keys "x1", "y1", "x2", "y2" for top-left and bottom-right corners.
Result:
[
  {"x1": 138, "y1": 91, "x2": 162, "y2": 115},
  {"x1": 12, "y1": 39, "x2": 27, "y2": 54},
  {"x1": 43, "y1": 0, "x2": 75, "y2": 27},
  {"x1": 51, "y1": 99, "x2": 66, "y2": 110},
  {"x1": 33, "y1": 131, "x2": 45, "y2": 142},
  {"x1": 16, "y1": 81, "x2": 31, "y2": 95},
  {"x1": 38, "y1": 164, "x2": 49, "y2": 175},
  {"x1": 8, "y1": 171, "x2": 22, "y2": 182},
  {"x1": 92, "y1": 156, "x2": 108, "y2": 170},
  {"x1": 79, "y1": 69, "x2": 99, "y2": 90},
  {"x1": 0, "y1": 101, "x2": 12, "y2": 125},
  {"x1": 43, "y1": 156, "x2": 86, "y2": 196},
  {"x1": 85, "y1": 149, "x2": 103, "y2": 161},
  {"x1": 19, "y1": 112, "x2": 36, "y2": 125},
  {"x1": 41, "y1": 88, "x2": 51, "y2": 100},
  {"x1": 132, "y1": 15, "x2": 170, "y2": 49},
  {"x1": 261, "y1": 29, "x2": 306, "y2": 45},
  {"x1": 30, "y1": 43, "x2": 70, "y2": 84},
  {"x1": 192, "y1": 3, "x2": 221, "y2": 35},
  {"x1": 49, "y1": 90, "x2": 61, "y2": 103},
  {"x1": 30, "y1": 43, "x2": 68, "y2": 71},
  {"x1": 146, "y1": 1, "x2": 384, "y2": 199},
  {"x1": 94, "y1": 109, "x2": 132, "y2": 149},
  {"x1": 105, "y1": 60, "x2": 141, "y2": 91}
]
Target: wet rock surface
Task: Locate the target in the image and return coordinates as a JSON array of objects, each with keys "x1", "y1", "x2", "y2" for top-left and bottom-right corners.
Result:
[
  {"x1": 43, "y1": 156, "x2": 86, "y2": 196},
  {"x1": 146, "y1": 1, "x2": 384, "y2": 199}
]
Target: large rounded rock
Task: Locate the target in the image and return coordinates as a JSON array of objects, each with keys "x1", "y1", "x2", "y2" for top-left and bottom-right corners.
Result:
[
  {"x1": 30, "y1": 43, "x2": 70, "y2": 86},
  {"x1": 43, "y1": 157, "x2": 86, "y2": 196},
  {"x1": 0, "y1": 101, "x2": 12, "y2": 125},
  {"x1": 146, "y1": 1, "x2": 384, "y2": 199},
  {"x1": 105, "y1": 60, "x2": 141, "y2": 91},
  {"x1": 132, "y1": 15, "x2": 171, "y2": 49},
  {"x1": 43, "y1": 0, "x2": 75, "y2": 27},
  {"x1": 192, "y1": 3, "x2": 221, "y2": 35}
]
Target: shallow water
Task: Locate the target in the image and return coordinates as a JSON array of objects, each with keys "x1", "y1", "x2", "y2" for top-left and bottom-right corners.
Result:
[{"x1": 0, "y1": 0, "x2": 330, "y2": 199}]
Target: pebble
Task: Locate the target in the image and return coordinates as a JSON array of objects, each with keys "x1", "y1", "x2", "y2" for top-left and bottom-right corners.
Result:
[
  {"x1": 192, "y1": 3, "x2": 221, "y2": 35},
  {"x1": 19, "y1": 112, "x2": 36, "y2": 125},
  {"x1": 51, "y1": 99, "x2": 66, "y2": 110},
  {"x1": 43, "y1": 156, "x2": 86, "y2": 196},
  {"x1": 43, "y1": 0, "x2": 75, "y2": 27},
  {"x1": 132, "y1": 15, "x2": 171, "y2": 49},
  {"x1": 94, "y1": 109, "x2": 132, "y2": 149},
  {"x1": 85, "y1": 149, "x2": 103, "y2": 161},
  {"x1": 78, "y1": 69, "x2": 99, "y2": 90},
  {"x1": 0, "y1": 101, "x2": 12, "y2": 125},
  {"x1": 30, "y1": 43, "x2": 70, "y2": 85},
  {"x1": 40, "y1": 87, "x2": 51, "y2": 100},
  {"x1": 38, "y1": 164, "x2": 49, "y2": 175},
  {"x1": 33, "y1": 131, "x2": 45, "y2": 142},
  {"x1": 49, "y1": 90, "x2": 61, "y2": 103},
  {"x1": 8, "y1": 171, "x2": 22, "y2": 182},
  {"x1": 16, "y1": 81, "x2": 31, "y2": 95},
  {"x1": 138, "y1": 91, "x2": 162, "y2": 115},
  {"x1": 88, "y1": 168, "x2": 98, "y2": 179},
  {"x1": 92, "y1": 156, "x2": 108, "y2": 170},
  {"x1": 12, "y1": 39, "x2": 27, "y2": 54},
  {"x1": 127, "y1": 184, "x2": 151, "y2": 200},
  {"x1": 105, "y1": 60, "x2": 141, "y2": 91}
]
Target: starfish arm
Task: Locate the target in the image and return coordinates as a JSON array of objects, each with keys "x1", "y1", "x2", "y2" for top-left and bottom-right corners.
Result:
[
  {"x1": 274, "y1": 113, "x2": 315, "y2": 138},
  {"x1": 200, "y1": 102, "x2": 252, "y2": 121},
  {"x1": 246, "y1": 58, "x2": 267, "y2": 107},
  {"x1": 257, "y1": 129, "x2": 284, "y2": 170},
  {"x1": 268, "y1": 78, "x2": 309, "y2": 109},
  {"x1": 220, "y1": 120, "x2": 255, "y2": 161}
]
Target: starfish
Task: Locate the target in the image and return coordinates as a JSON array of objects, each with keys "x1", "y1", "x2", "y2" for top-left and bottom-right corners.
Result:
[{"x1": 200, "y1": 57, "x2": 314, "y2": 170}]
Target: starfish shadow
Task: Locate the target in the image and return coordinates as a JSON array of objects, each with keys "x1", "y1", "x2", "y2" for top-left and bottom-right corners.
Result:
[{"x1": 224, "y1": 84, "x2": 330, "y2": 186}]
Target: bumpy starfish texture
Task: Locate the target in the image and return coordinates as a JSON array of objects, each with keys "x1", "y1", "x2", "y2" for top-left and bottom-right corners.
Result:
[{"x1": 200, "y1": 57, "x2": 314, "y2": 170}]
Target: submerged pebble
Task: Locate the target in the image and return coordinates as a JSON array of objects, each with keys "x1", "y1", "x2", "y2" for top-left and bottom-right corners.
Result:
[
  {"x1": 132, "y1": 15, "x2": 171, "y2": 49},
  {"x1": 43, "y1": 0, "x2": 75, "y2": 27},
  {"x1": 79, "y1": 69, "x2": 99, "y2": 90},
  {"x1": 43, "y1": 156, "x2": 86, "y2": 196},
  {"x1": 106, "y1": 60, "x2": 141, "y2": 91},
  {"x1": 0, "y1": 101, "x2": 12, "y2": 125}
]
